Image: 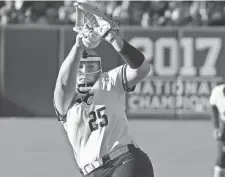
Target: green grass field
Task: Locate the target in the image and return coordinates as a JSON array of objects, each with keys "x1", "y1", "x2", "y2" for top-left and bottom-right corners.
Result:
[{"x1": 0, "y1": 118, "x2": 216, "y2": 177}]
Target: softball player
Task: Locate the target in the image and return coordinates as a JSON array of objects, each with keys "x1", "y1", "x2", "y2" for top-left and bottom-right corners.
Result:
[
  {"x1": 209, "y1": 84, "x2": 225, "y2": 177},
  {"x1": 53, "y1": 3, "x2": 154, "y2": 177}
]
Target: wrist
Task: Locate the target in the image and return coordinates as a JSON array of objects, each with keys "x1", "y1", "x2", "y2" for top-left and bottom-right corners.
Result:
[
  {"x1": 111, "y1": 35, "x2": 124, "y2": 51},
  {"x1": 74, "y1": 43, "x2": 85, "y2": 51},
  {"x1": 104, "y1": 29, "x2": 120, "y2": 43}
]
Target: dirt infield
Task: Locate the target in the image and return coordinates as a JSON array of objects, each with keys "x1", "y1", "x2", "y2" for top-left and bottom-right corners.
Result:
[{"x1": 0, "y1": 118, "x2": 215, "y2": 177}]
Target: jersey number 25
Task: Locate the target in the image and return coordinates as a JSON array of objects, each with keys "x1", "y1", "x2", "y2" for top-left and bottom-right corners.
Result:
[{"x1": 89, "y1": 106, "x2": 108, "y2": 132}]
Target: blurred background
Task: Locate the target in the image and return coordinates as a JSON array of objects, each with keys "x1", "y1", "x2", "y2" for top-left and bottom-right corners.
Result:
[
  {"x1": 0, "y1": 0, "x2": 224, "y2": 27},
  {"x1": 0, "y1": 1, "x2": 224, "y2": 177}
]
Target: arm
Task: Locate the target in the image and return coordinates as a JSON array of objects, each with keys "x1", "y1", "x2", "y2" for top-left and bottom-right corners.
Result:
[
  {"x1": 54, "y1": 34, "x2": 85, "y2": 116},
  {"x1": 210, "y1": 105, "x2": 222, "y2": 140},
  {"x1": 76, "y1": 3, "x2": 150, "y2": 88},
  {"x1": 209, "y1": 87, "x2": 221, "y2": 140},
  {"x1": 110, "y1": 35, "x2": 150, "y2": 89},
  {"x1": 210, "y1": 105, "x2": 220, "y2": 129}
]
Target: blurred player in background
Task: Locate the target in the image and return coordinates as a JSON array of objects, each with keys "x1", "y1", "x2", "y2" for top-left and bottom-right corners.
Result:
[
  {"x1": 53, "y1": 1, "x2": 154, "y2": 177},
  {"x1": 209, "y1": 84, "x2": 225, "y2": 177}
]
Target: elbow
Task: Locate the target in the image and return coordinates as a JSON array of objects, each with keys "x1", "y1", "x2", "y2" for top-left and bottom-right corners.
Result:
[
  {"x1": 54, "y1": 88, "x2": 69, "y2": 117},
  {"x1": 54, "y1": 86, "x2": 65, "y2": 113},
  {"x1": 53, "y1": 82, "x2": 72, "y2": 116},
  {"x1": 139, "y1": 59, "x2": 151, "y2": 78}
]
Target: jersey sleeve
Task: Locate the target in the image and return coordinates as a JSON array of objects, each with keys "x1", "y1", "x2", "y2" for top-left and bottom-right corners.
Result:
[
  {"x1": 209, "y1": 87, "x2": 218, "y2": 106},
  {"x1": 108, "y1": 64, "x2": 136, "y2": 93}
]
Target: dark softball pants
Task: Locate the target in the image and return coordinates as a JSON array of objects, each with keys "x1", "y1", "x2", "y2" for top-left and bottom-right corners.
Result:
[{"x1": 84, "y1": 146, "x2": 154, "y2": 177}]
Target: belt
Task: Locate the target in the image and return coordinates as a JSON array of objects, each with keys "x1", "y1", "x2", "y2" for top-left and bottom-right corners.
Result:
[{"x1": 80, "y1": 144, "x2": 137, "y2": 175}]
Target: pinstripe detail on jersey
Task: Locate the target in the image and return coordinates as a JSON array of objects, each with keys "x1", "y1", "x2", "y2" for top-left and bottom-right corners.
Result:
[{"x1": 121, "y1": 64, "x2": 136, "y2": 92}]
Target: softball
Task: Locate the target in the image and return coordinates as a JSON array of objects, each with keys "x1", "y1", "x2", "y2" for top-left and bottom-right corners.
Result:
[
  {"x1": 88, "y1": 30, "x2": 101, "y2": 42},
  {"x1": 82, "y1": 31, "x2": 101, "y2": 49}
]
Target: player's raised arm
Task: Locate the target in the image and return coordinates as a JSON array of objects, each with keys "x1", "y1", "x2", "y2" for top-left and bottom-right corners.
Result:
[
  {"x1": 89, "y1": 12, "x2": 150, "y2": 89},
  {"x1": 75, "y1": 2, "x2": 150, "y2": 89},
  {"x1": 54, "y1": 33, "x2": 85, "y2": 116}
]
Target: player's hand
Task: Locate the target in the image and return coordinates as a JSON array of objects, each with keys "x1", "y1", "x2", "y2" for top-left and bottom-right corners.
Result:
[
  {"x1": 213, "y1": 128, "x2": 222, "y2": 140},
  {"x1": 74, "y1": 31, "x2": 87, "y2": 49}
]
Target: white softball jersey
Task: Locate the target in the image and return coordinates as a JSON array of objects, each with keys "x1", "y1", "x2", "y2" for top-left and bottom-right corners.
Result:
[{"x1": 59, "y1": 65, "x2": 136, "y2": 169}]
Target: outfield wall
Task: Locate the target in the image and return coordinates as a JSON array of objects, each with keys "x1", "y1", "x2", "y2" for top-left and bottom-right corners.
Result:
[{"x1": 0, "y1": 25, "x2": 224, "y2": 119}]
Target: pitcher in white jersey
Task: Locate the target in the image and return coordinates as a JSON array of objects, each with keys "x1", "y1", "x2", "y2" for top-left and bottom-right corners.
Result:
[
  {"x1": 209, "y1": 84, "x2": 225, "y2": 177},
  {"x1": 53, "y1": 5, "x2": 154, "y2": 177}
]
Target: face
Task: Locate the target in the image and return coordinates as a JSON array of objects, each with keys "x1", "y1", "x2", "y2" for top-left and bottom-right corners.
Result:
[{"x1": 77, "y1": 60, "x2": 101, "y2": 86}]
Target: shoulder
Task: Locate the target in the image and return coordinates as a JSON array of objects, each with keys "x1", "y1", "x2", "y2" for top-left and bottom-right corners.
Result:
[
  {"x1": 106, "y1": 65, "x2": 123, "y2": 78},
  {"x1": 100, "y1": 66, "x2": 124, "y2": 83},
  {"x1": 211, "y1": 84, "x2": 224, "y2": 95},
  {"x1": 94, "y1": 66, "x2": 124, "y2": 91},
  {"x1": 209, "y1": 84, "x2": 225, "y2": 105}
]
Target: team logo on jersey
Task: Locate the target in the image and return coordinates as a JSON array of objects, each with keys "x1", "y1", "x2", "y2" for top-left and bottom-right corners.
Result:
[
  {"x1": 83, "y1": 92, "x2": 94, "y2": 106},
  {"x1": 101, "y1": 76, "x2": 114, "y2": 90},
  {"x1": 87, "y1": 95, "x2": 94, "y2": 105}
]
